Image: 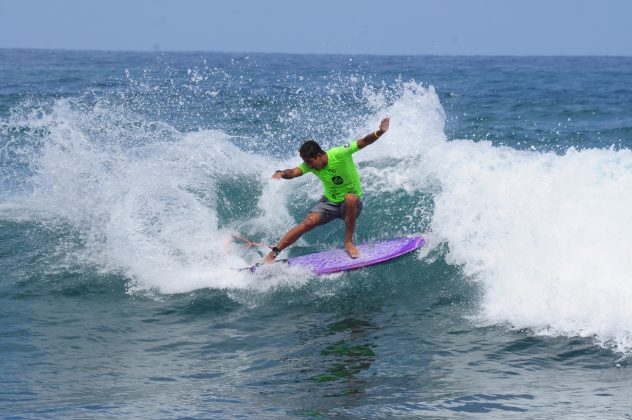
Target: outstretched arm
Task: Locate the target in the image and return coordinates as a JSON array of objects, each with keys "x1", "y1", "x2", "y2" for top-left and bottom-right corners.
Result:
[
  {"x1": 357, "y1": 117, "x2": 390, "y2": 150},
  {"x1": 272, "y1": 167, "x2": 303, "y2": 180}
]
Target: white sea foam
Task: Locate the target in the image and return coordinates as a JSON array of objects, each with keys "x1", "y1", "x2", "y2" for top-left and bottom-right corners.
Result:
[{"x1": 431, "y1": 142, "x2": 632, "y2": 352}]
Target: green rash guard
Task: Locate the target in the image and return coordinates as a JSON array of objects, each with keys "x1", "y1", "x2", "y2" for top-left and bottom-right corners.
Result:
[{"x1": 298, "y1": 140, "x2": 363, "y2": 203}]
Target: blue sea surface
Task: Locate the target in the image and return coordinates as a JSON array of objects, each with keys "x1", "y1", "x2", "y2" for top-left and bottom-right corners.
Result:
[{"x1": 2, "y1": 49, "x2": 632, "y2": 418}]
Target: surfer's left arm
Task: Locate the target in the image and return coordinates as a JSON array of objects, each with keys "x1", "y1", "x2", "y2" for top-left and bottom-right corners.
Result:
[{"x1": 357, "y1": 117, "x2": 390, "y2": 149}]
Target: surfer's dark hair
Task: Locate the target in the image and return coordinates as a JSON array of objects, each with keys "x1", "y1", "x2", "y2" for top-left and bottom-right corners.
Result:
[{"x1": 299, "y1": 140, "x2": 324, "y2": 159}]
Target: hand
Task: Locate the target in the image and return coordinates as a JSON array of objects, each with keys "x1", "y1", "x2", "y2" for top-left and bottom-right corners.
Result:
[
  {"x1": 379, "y1": 117, "x2": 390, "y2": 132},
  {"x1": 272, "y1": 170, "x2": 284, "y2": 180}
]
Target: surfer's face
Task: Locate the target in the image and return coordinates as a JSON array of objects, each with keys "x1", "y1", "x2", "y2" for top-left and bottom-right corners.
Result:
[{"x1": 302, "y1": 153, "x2": 327, "y2": 170}]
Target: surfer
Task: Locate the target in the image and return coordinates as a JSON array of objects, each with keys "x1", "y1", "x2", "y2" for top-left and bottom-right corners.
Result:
[{"x1": 263, "y1": 117, "x2": 390, "y2": 264}]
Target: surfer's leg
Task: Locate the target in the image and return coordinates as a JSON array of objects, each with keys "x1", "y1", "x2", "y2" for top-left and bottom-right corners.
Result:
[
  {"x1": 263, "y1": 212, "x2": 321, "y2": 264},
  {"x1": 343, "y1": 193, "x2": 361, "y2": 258}
]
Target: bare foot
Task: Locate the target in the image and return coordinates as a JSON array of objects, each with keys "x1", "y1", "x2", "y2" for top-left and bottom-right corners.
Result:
[
  {"x1": 345, "y1": 242, "x2": 360, "y2": 258},
  {"x1": 263, "y1": 251, "x2": 277, "y2": 264}
]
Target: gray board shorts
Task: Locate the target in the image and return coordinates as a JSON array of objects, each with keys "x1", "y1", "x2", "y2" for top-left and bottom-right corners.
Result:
[{"x1": 309, "y1": 196, "x2": 363, "y2": 225}]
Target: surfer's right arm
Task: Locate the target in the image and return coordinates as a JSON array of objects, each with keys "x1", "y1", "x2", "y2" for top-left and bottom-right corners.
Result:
[{"x1": 272, "y1": 168, "x2": 303, "y2": 180}]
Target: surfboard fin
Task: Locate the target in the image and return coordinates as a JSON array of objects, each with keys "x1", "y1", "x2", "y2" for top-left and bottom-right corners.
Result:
[{"x1": 233, "y1": 259, "x2": 289, "y2": 273}]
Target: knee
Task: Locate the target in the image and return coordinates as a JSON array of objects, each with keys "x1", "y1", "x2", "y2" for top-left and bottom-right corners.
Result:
[
  {"x1": 344, "y1": 193, "x2": 359, "y2": 208},
  {"x1": 299, "y1": 213, "x2": 321, "y2": 231}
]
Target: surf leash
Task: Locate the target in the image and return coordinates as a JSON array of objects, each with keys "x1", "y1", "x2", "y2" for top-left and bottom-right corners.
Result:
[{"x1": 232, "y1": 234, "x2": 274, "y2": 251}]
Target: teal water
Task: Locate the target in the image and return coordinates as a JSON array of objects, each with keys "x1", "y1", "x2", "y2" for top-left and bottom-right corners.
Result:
[{"x1": 2, "y1": 49, "x2": 632, "y2": 418}]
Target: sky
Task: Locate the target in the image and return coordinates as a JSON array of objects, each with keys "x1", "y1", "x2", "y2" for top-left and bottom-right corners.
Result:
[{"x1": 1, "y1": 0, "x2": 631, "y2": 56}]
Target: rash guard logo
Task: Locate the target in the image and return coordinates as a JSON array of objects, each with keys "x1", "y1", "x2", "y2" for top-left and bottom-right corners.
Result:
[{"x1": 332, "y1": 176, "x2": 343, "y2": 185}]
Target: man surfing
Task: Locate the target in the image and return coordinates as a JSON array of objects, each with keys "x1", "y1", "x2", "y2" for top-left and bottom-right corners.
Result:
[{"x1": 263, "y1": 117, "x2": 390, "y2": 264}]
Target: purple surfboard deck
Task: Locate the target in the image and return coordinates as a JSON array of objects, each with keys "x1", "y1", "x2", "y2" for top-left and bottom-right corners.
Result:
[{"x1": 287, "y1": 235, "x2": 425, "y2": 275}]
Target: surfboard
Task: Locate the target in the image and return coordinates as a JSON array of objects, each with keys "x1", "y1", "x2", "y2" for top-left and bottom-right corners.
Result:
[{"x1": 248, "y1": 235, "x2": 424, "y2": 275}]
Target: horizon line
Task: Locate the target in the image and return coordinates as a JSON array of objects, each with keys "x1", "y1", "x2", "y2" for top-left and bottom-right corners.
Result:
[{"x1": 2, "y1": 46, "x2": 631, "y2": 59}]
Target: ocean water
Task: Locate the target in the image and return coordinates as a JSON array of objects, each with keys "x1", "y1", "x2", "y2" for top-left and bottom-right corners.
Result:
[{"x1": 2, "y1": 49, "x2": 632, "y2": 418}]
